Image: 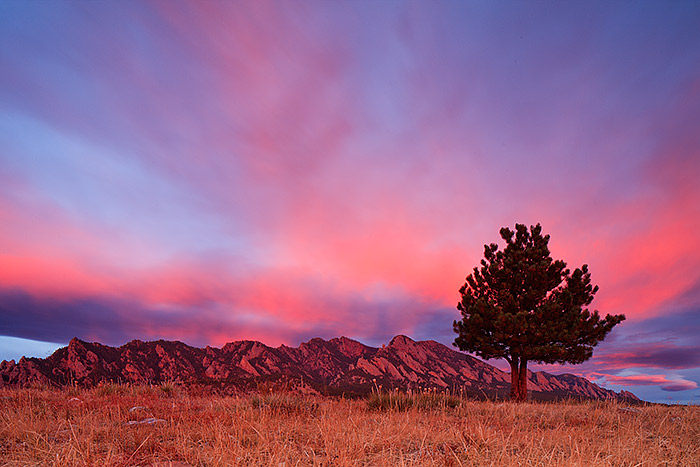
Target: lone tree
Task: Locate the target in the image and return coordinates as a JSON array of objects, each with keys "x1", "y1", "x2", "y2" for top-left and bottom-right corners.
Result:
[{"x1": 453, "y1": 223, "x2": 625, "y2": 402}]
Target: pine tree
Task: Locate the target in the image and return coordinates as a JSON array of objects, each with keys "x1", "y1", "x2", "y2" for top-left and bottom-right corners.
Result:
[{"x1": 453, "y1": 223, "x2": 625, "y2": 402}]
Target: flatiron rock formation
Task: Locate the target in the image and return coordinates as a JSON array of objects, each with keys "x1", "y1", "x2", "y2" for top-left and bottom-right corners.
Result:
[{"x1": 0, "y1": 335, "x2": 639, "y2": 402}]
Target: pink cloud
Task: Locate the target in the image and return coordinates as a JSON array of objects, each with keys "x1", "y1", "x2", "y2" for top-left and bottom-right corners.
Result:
[
  {"x1": 585, "y1": 342, "x2": 700, "y2": 371},
  {"x1": 592, "y1": 373, "x2": 698, "y2": 392},
  {"x1": 0, "y1": 189, "x2": 171, "y2": 297}
]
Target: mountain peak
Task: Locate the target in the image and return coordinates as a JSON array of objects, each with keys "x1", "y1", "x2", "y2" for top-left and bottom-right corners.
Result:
[
  {"x1": 68, "y1": 337, "x2": 85, "y2": 348},
  {"x1": 297, "y1": 337, "x2": 325, "y2": 347},
  {"x1": 388, "y1": 335, "x2": 415, "y2": 347},
  {"x1": 620, "y1": 390, "x2": 641, "y2": 401},
  {"x1": 329, "y1": 336, "x2": 374, "y2": 359}
]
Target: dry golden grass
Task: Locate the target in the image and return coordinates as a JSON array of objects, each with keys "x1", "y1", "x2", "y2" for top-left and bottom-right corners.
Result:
[{"x1": 1, "y1": 385, "x2": 698, "y2": 466}]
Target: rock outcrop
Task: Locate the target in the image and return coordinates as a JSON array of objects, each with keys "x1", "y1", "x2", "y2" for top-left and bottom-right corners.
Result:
[{"x1": 0, "y1": 335, "x2": 640, "y2": 402}]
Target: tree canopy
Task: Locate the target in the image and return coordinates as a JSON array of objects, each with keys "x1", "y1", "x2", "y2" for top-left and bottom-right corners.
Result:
[{"x1": 453, "y1": 223, "x2": 625, "y2": 401}]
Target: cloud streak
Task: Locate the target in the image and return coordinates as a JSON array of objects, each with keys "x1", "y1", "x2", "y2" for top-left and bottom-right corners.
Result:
[
  {"x1": 592, "y1": 373, "x2": 698, "y2": 392},
  {"x1": 594, "y1": 344, "x2": 700, "y2": 371}
]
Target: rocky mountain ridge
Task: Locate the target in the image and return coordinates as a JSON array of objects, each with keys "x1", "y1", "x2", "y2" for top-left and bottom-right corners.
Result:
[{"x1": 0, "y1": 335, "x2": 639, "y2": 402}]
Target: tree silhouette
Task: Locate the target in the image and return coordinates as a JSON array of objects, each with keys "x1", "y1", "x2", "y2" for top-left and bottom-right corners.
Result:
[{"x1": 453, "y1": 223, "x2": 625, "y2": 402}]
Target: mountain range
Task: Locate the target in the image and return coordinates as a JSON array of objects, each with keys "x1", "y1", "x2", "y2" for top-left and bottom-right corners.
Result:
[{"x1": 0, "y1": 335, "x2": 639, "y2": 402}]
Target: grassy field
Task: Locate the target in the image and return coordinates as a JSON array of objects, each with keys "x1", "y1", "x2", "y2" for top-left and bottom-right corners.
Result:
[{"x1": 1, "y1": 385, "x2": 698, "y2": 466}]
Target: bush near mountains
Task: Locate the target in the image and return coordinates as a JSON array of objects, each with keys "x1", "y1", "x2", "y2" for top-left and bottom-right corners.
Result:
[
  {"x1": 0, "y1": 335, "x2": 638, "y2": 403},
  {"x1": 455, "y1": 223, "x2": 625, "y2": 402}
]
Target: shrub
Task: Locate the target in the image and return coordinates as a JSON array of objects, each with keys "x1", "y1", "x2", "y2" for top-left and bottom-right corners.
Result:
[{"x1": 158, "y1": 381, "x2": 182, "y2": 398}]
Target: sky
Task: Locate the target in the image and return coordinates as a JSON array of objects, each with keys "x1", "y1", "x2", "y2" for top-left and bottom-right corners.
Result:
[{"x1": 1, "y1": 1, "x2": 699, "y2": 404}]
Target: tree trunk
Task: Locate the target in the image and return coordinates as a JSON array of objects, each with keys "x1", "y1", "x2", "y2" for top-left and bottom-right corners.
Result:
[
  {"x1": 509, "y1": 359, "x2": 521, "y2": 401},
  {"x1": 509, "y1": 357, "x2": 528, "y2": 402},
  {"x1": 518, "y1": 358, "x2": 528, "y2": 402}
]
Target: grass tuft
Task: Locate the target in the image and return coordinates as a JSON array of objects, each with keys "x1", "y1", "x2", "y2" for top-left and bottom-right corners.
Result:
[
  {"x1": 250, "y1": 391, "x2": 319, "y2": 415},
  {"x1": 367, "y1": 389, "x2": 461, "y2": 411},
  {"x1": 158, "y1": 381, "x2": 183, "y2": 398}
]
